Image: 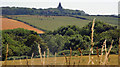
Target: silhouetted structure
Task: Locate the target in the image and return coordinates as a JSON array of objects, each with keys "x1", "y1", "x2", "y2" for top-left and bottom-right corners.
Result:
[{"x1": 57, "y1": 2, "x2": 63, "y2": 10}]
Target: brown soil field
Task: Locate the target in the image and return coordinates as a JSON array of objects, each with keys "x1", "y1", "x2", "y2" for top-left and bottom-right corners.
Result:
[{"x1": 1, "y1": 18, "x2": 44, "y2": 34}]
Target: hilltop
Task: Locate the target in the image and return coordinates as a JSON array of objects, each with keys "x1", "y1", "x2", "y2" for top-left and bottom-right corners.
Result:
[
  {"x1": 2, "y1": 7, "x2": 88, "y2": 16},
  {"x1": 2, "y1": 2, "x2": 88, "y2": 16}
]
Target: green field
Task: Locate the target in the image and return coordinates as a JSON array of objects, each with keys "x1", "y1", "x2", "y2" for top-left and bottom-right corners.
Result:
[
  {"x1": 77, "y1": 16, "x2": 118, "y2": 26},
  {"x1": 7, "y1": 15, "x2": 118, "y2": 31},
  {"x1": 7, "y1": 15, "x2": 90, "y2": 31},
  {"x1": 2, "y1": 55, "x2": 118, "y2": 65}
]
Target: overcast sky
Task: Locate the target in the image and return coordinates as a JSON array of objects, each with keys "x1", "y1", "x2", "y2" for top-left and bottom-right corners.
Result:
[{"x1": 1, "y1": 0, "x2": 119, "y2": 15}]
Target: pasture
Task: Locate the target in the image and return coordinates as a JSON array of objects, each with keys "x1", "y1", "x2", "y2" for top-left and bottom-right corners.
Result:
[
  {"x1": 7, "y1": 15, "x2": 119, "y2": 31},
  {"x1": 7, "y1": 15, "x2": 90, "y2": 31},
  {"x1": 77, "y1": 16, "x2": 118, "y2": 26}
]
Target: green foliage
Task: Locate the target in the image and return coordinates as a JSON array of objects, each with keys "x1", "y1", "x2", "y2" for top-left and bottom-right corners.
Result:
[
  {"x1": 53, "y1": 25, "x2": 80, "y2": 36},
  {"x1": 81, "y1": 21, "x2": 116, "y2": 35},
  {"x1": 41, "y1": 20, "x2": 119, "y2": 54},
  {"x1": 64, "y1": 34, "x2": 89, "y2": 50},
  {"x1": 41, "y1": 34, "x2": 65, "y2": 54},
  {"x1": 2, "y1": 28, "x2": 47, "y2": 60}
]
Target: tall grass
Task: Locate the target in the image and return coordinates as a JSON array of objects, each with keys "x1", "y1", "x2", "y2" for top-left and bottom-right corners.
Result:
[
  {"x1": 63, "y1": 53, "x2": 67, "y2": 65},
  {"x1": 55, "y1": 52, "x2": 57, "y2": 65},
  {"x1": 47, "y1": 48, "x2": 49, "y2": 65},
  {"x1": 4, "y1": 44, "x2": 8, "y2": 66},
  {"x1": 38, "y1": 43, "x2": 43, "y2": 64},
  {"x1": 69, "y1": 47, "x2": 72, "y2": 65},
  {"x1": 88, "y1": 18, "x2": 95, "y2": 64},
  {"x1": 78, "y1": 48, "x2": 82, "y2": 64},
  {"x1": 43, "y1": 51, "x2": 45, "y2": 65},
  {"x1": 103, "y1": 40, "x2": 113, "y2": 65}
]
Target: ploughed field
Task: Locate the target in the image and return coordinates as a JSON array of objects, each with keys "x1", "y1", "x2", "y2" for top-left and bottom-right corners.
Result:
[
  {"x1": 1, "y1": 17, "x2": 44, "y2": 34},
  {"x1": 2, "y1": 55, "x2": 118, "y2": 65}
]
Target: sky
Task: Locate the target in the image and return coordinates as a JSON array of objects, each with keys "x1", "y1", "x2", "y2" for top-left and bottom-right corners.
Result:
[{"x1": 0, "y1": 0, "x2": 119, "y2": 15}]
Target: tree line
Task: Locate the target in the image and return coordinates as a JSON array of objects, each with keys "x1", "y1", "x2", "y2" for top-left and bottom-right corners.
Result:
[{"x1": 2, "y1": 7, "x2": 88, "y2": 16}]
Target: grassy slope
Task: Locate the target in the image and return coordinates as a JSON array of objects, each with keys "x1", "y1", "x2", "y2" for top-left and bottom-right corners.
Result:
[
  {"x1": 7, "y1": 15, "x2": 118, "y2": 31},
  {"x1": 78, "y1": 16, "x2": 118, "y2": 26},
  {"x1": 7, "y1": 15, "x2": 90, "y2": 31}
]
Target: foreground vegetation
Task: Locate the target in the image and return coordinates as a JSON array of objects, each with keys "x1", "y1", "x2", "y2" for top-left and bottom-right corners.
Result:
[{"x1": 2, "y1": 55, "x2": 118, "y2": 65}]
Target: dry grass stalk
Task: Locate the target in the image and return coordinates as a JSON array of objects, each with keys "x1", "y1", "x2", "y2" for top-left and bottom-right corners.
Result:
[
  {"x1": 30, "y1": 52, "x2": 34, "y2": 65},
  {"x1": 78, "y1": 48, "x2": 82, "y2": 56},
  {"x1": 5, "y1": 44, "x2": 8, "y2": 60},
  {"x1": 90, "y1": 18, "x2": 96, "y2": 54},
  {"x1": 118, "y1": 37, "x2": 120, "y2": 66},
  {"x1": 99, "y1": 40, "x2": 106, "y2": 64},
  {"x1": 4, "y1": 44, "x2": 8, "y2": 65},
  {"x1": 12, "y1": 58, "x2": 15, "y2": 64},
  {"x1": 20, "y1": 59, "x2": 22, "y2": 65},
  {"x1": 31, "y1": 52, "x2": 34, "y2": 59},
  {"x1": 69, "y1": 47, "x2": 72, "y2": 65},
  {"x1": 37, "y1": 43, "x2": 43, "y2": 64},
  {"x1": 119, "y1": 38, "x2": 120, "y2": 52},
  {"x1": 88, "y1": 53, "x2": 91, "y2": 64},
  {"x1": 26, "y1": 56, "x2": 29, "y2": 67},
  {"x1": 78, "y1": 48, "x2": 82, "y2": 64},
  {"x1": 47, "y1": 48, "x2": 49, "y2": 58},
  {"x1": 103, "y1": 40, "x2": 113, "y2": 65},
  {"x1": 96, "y1": 47, "x2": 99, "y2": 57},
  {"x1": 47, "y1": 48, "x2": 49, "y2": 65},
  {"x1": 55, "y1": 52, "x2": 57, "y2": 64},
  {"x1": 96, "y1": 47, "x2": 100, "y2": 64},
  {"x1": 73, "y1": 61, "x2": 75, "y2": 67},
  {"x1": 63, "y1": 53, "x2": 67, "y2": 64},
  {"x1": 88, "y1": 18, "x2": 95, "y2": 64},
  {"x1": 43, "y1": 51, "x2": 45, "y2": 65},
  {"x1": 104, "y1": 40, "x2": 107, "y2": 54},
  {"x1": 119, "y1": 38, "x2": 120, "y2": 51}
]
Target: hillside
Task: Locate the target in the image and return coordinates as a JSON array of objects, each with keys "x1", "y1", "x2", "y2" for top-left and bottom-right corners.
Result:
[
  {"x1": 7, "y1": 15, "x2": 90, "y2": 31},
  {"x1": 74, "y1": 15, "x2": 118, "y2": 26}
]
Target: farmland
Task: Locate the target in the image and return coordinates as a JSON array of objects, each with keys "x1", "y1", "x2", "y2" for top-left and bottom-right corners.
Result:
[
  {"x1": 75, "y1": 15, "x2": 118, "y2": 26},
  {"x1": 2, "y1": 55, "x2": 118, "y2": 65},
  {"x1": 7, "y1": 15, "x2": 90, "y2": 31},
  {"x1": 6, "y1": 15, "x2": 118, "y2": 31},
  {"x1": 1, "y1": 17, "x2": 44, "y2": 34}
]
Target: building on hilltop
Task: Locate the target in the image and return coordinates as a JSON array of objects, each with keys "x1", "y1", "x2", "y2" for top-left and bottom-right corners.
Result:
[{"x1": 57, "y1": 2, "x2": 63, "y2": 10}]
